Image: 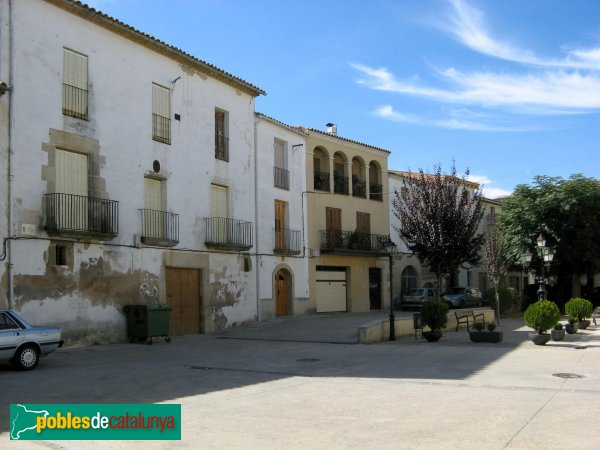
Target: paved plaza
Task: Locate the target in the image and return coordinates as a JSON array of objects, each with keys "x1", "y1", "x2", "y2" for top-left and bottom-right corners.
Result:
[{"x1": 1, "y1": 314, "x2": 599, "y2": 449}]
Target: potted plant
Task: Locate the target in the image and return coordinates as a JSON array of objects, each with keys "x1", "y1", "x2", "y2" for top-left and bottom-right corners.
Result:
[
  {"x1": 469, "y1": 321, "x2": 503, "y2": 343},
  {"x1": 551, "y1": 323, "x2": 565, "y2": 341},
  {"x1": 565, "y1": 297, "x2": 593, "y2": 330},
  {"x1": 565, "y1": 318, "x2": 578, "y2": 334},
  {"x1": 420, "y1": 300, "x2": 449, "y2": 342},
  {"x1": 523, "y1": 300, "x2": 561, "y2": 345}
]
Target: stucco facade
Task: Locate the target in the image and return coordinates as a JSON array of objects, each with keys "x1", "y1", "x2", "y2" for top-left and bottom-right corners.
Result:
[
  {"x1": 0, "y1": 0, "x2": 264, "y2": 343},
  {"x1": 303, "y1": 128, "x2": 392, "y2": 313}
]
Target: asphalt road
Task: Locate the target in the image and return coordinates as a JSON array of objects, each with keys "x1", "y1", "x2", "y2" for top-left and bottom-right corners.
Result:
[{"x1": 1, "y1": 317, "x2": 599, "y2": 449}]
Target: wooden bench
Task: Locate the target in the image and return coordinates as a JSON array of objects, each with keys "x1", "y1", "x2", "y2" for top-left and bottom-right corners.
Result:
[{"x1": 455, "y1": 310, "x2": 485, "y2": 332}]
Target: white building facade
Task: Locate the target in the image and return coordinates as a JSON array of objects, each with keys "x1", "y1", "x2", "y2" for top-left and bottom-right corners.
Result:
[{"x1": 0, "y1": 0, "x2": 266, "y2": 343}]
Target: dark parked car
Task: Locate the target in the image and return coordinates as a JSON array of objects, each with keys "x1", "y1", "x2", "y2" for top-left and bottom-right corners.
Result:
[
  {"x1": 0, "y1": 310, "x2": 63, "y2": 370},
  {"x1": 400, "y1": 288, "x2": 436, "y2": 310},
  {"x1": 442, "y1": 287, "x2": 483, "y2": 308}
]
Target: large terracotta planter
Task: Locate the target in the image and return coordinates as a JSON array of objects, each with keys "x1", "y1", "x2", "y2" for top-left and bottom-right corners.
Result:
[
  {"x1": 423, "y1": 331, "x2": 443, "y2": 342},
  {"x1": 529, "y1": 333, "x2": 551, "y2": 345},
  {"x1": 469, "y1": 331, "x2": 503, "y2": 343}
]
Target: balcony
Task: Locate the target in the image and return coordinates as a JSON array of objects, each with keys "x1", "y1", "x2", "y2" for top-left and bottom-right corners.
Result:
[
  {"x1": 152, "y1": 113, "x2": 171, "y2": 144},
  {"x1": 274, "y1": 229, "x2": 302, "y2": 255},
  {"x1": 273, "y1": 166, "x2": 290, "y2": 190},
  {"x1": 205, "y1": 217, "x2": 253, "y2": 251},
  {"x1": 370, "y1": 183, "x2": 383, "y2": 201},
  {"x1": 140, "y1": 209, "x2": 179, "y2": 247},
  {"x1": 334, "y1": 174, "x2": 348, "y2": 195},
  {"x1": 314, "y1": 170, "x2": 330, "y2": 191},
  {"x1": 215, "y1": 134, "x2": 229, "y2": 161},
  {"x1": 62, "y1": 84, "x2": 88, "y2": 120},
  {"x1": 320, "y1": 230, "x2": 390, "y2": 255},
  {"x1": 45, "y1": 193, "x2": 118, "y2": 239},
  {"x1": 352, "y1": 178, "x2": 367, "y2": 198}
]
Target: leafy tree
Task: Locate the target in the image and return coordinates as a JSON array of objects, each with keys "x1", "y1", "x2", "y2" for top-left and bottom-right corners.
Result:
[
  {"x1": 484, "y1": 228, "x2": 511, "y2": 325},
  {"x1": 499, "y1": 175, "x2": 600, "y2": 303},
  {"x1": 392, "y1": 163, "x2": 485, "y2": 300}
]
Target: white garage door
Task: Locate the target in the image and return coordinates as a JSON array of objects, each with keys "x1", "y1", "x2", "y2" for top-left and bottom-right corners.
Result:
[{"x1": 316, "y1": 269, "x2": 347, "y2": 313}]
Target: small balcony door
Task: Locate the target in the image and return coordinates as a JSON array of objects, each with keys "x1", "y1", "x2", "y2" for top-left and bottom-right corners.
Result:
[
  {"x1": 55, "y1": 149, "x2": 88, "y2": 230},
  {"x1": 274, "y1": 200, "x2": 287, "y2": 250},
  {"x1": 144, "y1": 178, "x2": 163, "y2": 239},
  {"x1": 211, "y1": 184, "x2": 228, "y2": 243}
]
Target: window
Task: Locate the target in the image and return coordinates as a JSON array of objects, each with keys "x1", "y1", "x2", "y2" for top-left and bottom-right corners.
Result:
[
  {"x1": 356, "y1": 212, "x2": 370, "y2": 235},
  {"x1": 273, "y1": 140, "x2": 289, "y2": 189},
  {"x1": 63, "y1": 48, "x2": 88, "y2": 119},
  {"x1": 274, "y1": 200, "x2": 287, "y2": 249},
  {"x1": 152, "y1": 83, "x2": 171, "y2": 144},
  {"x1": 0, "y1": 313, "x2": 19, "y2": 330},
  {"x1": 48, "y1": 242, "x2": 72, "y2": 267},
  {"x1": 325, "y1": 207, "x2": 342, "y2": 247},
  {"x1": 55, "y1": 245, "x2": 67, "y2": 266},
  {"x1": 215, "y1": 109, "x2": 229, "y2": 161},
  {"x1": 144, "y1": 177, "x2": 164, "y2": 239}
]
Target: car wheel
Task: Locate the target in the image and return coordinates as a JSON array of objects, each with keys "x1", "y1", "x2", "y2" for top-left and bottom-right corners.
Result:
[
  {"x1": 459, "y1": 300, "x2": 465, "y2": 309},
  {"x1": 13, "y1": 345, "x2": 40, "y2": 371},
  {"x1": 477, "y1": 299, "x2": 483, "y2": 307}
]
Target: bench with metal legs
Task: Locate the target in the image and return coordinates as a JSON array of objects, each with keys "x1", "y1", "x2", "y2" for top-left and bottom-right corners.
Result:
[{"x1": 455, "y1": 311, "x2": 485, "y2": 332}]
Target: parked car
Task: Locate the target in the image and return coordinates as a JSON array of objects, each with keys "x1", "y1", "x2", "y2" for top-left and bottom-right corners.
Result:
[
  {"x1": 0, "y1": 310, "x2": 63, "y2": 370},
  {"x1": 400, "y1": 288, "x2": 437, "y2": 310},
  {"x1": 442, "y1": 287, "x2": 483, "y2": 308}
]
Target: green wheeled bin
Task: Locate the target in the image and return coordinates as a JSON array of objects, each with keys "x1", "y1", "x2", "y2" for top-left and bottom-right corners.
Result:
[{"x1": 123, "y1": 304, "x2": 172, "y2": 345}]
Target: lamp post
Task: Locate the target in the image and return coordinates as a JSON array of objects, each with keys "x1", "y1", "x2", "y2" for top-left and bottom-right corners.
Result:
[
  {"x1": 385, "y1": 239, "x2": 397, "y2": 341},
  {"x1": 522, "y1": 233, "x2": 555, "y2": 301}
]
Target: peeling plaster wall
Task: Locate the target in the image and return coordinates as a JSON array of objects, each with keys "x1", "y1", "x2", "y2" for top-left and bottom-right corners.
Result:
[{"x1": 4, "y1": 1, "x2": 259, "y2": 343}]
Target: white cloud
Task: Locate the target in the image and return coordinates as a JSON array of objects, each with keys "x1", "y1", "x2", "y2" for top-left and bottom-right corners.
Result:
[
  {"x1": 446, "y1": 0, "x2": 600, "y2": 71},
  {"x1": 466, "y1": 175, "x2": 492, "y2": 185},
  {"x1": 466, "y1": 174, "x2": 512, "y2": 199}
]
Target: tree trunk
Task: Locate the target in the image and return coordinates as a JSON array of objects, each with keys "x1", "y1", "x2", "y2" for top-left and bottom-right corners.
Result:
[
  {"x1": 494, "y1": 284, "x2": 500, "y2": 326},
  {"x1": 572, "y1": 273, "x2": 582, "y2": 298},
  {"x1": 436, "y1": 274, "x2": 442, "y2": 302}
]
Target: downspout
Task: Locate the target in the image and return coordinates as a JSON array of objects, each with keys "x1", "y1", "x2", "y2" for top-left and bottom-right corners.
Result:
[
  {"x1": 5, "y1": 0, "x2": 14, "y2": 309},
  {"x1": 253, "y1": 114, "x2": 261, "y2": 321}
]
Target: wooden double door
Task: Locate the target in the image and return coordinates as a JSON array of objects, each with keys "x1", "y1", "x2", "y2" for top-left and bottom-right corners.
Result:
[{"x1": 166, "y1": 268, "x2": 202, "y2": 335}]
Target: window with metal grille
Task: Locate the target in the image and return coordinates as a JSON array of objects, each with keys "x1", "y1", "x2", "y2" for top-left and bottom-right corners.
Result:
[
  {"x1": 152, "y1": 83, "x2": 171, "y2": 144},
  {"x1": 63, "y1": 48, "x2": 88, "y2": 119}
]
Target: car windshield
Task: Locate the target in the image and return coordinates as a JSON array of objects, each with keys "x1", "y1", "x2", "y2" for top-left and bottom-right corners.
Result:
[
  {"x1": 444, "y1": 287, "x2": 465, "y2": 295},
  {"x1": 406, "y1": 289, "x2": 425, "y2": 296}
]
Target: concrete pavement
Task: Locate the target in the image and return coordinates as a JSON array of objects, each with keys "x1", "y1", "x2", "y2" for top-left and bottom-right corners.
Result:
[{"x1": 1, "y1": 315, "x2": 599, "y2": 449}]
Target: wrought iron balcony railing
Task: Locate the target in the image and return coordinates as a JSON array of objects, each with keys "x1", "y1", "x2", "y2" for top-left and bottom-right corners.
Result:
[
  {"x1": 205, "y1": 217, "x2": 253, "y2": 250},
  {"x1": 45, "y1": 193, "x2": 118, "y2": 238},
  {"x1": 320, "y1": 230, "x2": 390, "y2": 254},
  {"x1": 215, "y1": 134, "x2": 229, "y2": 161},
  {"x1": 352, "y1": 179, "x2": 366, "y2": 198},
  {"x1": 370, "y1": 183, "x2": 383, "y2": 201},
  {"x1": 140, "y1": 209, "x2": 179, "y2": 246},
  {"x1": 314, "y1": 170, "x2": 330, "y2": 191},
  {"x1": 152, "y1": 113, "x2": 171, "y2": 144},
  {"x1": 334, "y1": 174, "x2": 348, "y2": 195},
  {"x1": 273, "y1": 166, "x2": 290, "y2": 190},
  {"x1": 62, "y1": 83, "x2": 88, "y2": 120},
  {"x1": 274, "y1": 229, "x2": 302, "y2": 255}
]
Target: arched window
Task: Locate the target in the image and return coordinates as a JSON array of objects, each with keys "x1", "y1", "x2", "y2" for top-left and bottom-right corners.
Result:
[{"x1": 401, "y1": 266, "x2": 418, "y2": 295}]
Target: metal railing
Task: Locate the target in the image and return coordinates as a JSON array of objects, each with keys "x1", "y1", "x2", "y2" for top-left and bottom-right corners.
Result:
[
  {"x1": 62, "y1": 84, "x2": 88, "y2": 120},
  {"x1": 205, "y1": 217, "x2": 253, "y2": 250},
  {"x1": 334, "y1": 174, "x2": 348, "y2": 195},
  {"x1": 152, "y1": 113, "x2": 171, "y2": 144},
  {"x1": 320, "y1": 230, "x2": 390, "y2": 254},
  {"x1": 314, "y1": 171, "x2": 330, "y2": 191},
  {"x1": 215, "y1": 134, "x2": 229, "y2": 161},
  {"x1": 140, "y1": 209, "x2": 179, "y2": 245},
  {"x1": 352, "y1": 179, "x2": 366, "y2": 198},
  {"x1": 370, "y1": 183, "x2": 383, "y2": 201},
  {"x1": 274, "y1": 229, "x2": 302, "y2": 254},
  {"x1": 45, "y1": 193, "x2": 118, "y2": 237},
  {"x1": 273, "y1": 166, "x2": 290, "y2": 190}
]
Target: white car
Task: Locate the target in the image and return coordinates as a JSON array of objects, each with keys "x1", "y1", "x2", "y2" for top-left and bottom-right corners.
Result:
[{"x1": 0, "y1": 310, "x2": 63, "y2": 370}]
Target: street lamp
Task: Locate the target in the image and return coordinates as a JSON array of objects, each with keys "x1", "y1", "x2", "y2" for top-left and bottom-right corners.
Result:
[
  {"x1": 522, "y1": 233, "x2": 555, "y2": 301},
  {"x1": 385, "y1": 239, "x2": 397, "y2": 341}
]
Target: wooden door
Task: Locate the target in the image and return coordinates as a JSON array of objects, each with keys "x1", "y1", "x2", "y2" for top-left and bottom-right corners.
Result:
[
  {"x1": 325, "y1": 207, "x2": 341, "y2": 247},
  {"x1": 166, "y1": 268, "x2": 202, "y2": 335},
  {"x1": 275, "y1": 270, "x2": 288, "y2": 316},
  {"x1": 274, "y1": 200, "x2": 286, "y2": 250}
]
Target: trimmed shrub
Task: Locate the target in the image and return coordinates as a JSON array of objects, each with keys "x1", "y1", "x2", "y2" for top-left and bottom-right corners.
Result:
[
  {"x1": 487, "y1": 322, "x2": 497, "y2": 332},
  {"x1": 421, "y1": 301, "x2": 449, "y2": 332},
  {"x1": 473, "y1": 321, "x2": 485, "y2": 332},
  {"x1": 524, "y1": 300, "x2": 561, "y2": 334},
  {"x1": 564, "y1": 297, "x2": 593, "y2": 321}
]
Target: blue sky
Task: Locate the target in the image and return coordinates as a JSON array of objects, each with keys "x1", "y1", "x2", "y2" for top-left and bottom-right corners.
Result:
[{"x1": 85, "y1": 0, "x2": 600, "y2": 198}]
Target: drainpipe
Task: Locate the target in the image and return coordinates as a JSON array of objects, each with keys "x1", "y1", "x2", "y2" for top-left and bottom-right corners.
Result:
[{"x1": 253, "y1": 114, "x2": 261, "y2": 321}]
